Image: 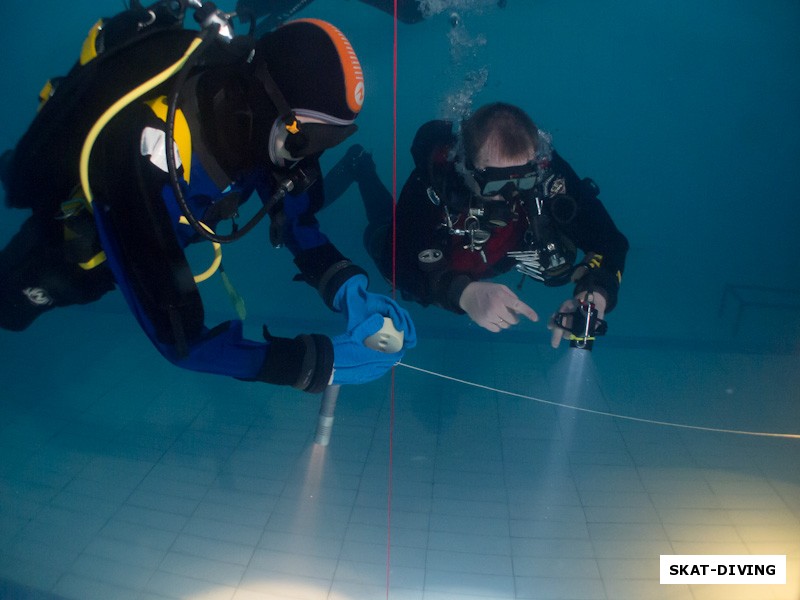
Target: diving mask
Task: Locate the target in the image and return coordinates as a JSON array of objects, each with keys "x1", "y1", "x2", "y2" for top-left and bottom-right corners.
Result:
[
  {"x1": 468, "y1": 160, "x2": 540, "y2": 198},
  {"x1": 268, "y1": 109, "x2": 357, "y2": 168}
]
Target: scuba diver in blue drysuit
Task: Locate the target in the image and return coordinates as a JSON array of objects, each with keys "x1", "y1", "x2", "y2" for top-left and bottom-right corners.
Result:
[{"x1": 0, "y1": 1, "x2": 415, "y2": 392}]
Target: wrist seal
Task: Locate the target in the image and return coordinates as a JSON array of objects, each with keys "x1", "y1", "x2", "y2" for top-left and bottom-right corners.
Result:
[
  {"x1": 257, "y1": 333, "x2": 334, "y2": 393},
  {"x1": 293, "y1": 243, "x2": 367, "y2": 309}
]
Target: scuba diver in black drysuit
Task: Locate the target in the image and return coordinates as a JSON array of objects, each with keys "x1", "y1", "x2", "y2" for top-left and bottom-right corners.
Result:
[
  {"x1": 325, "y1": 102, "x2": 628, "y2": 349},
  {"x1": 0, "y1": 0, "x2": 416, "y2": 392}
]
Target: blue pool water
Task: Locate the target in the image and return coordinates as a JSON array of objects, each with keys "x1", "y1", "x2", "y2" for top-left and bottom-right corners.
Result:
[{"x1": 1, "y1": 2, "x2": 798, "y2": 599}]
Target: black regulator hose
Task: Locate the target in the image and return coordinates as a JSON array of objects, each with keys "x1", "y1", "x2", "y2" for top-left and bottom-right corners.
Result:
[
  {"x1": 164, "y1": 25, "x2": 290, "y2": 244},
  {"x1": 164, "y1": 26, "x2": 225, "y2": 242}
]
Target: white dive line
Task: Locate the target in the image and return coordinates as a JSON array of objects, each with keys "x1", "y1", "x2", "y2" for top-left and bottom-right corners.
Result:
[{"x1": 396, "y1": 363, "x2": 800, "y2": 440}]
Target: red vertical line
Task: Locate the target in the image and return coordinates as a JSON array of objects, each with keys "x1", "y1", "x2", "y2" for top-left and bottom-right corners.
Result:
[
  {"x1": 391, "y1": 10, "x2": 399, "y2": 297},
  {"x1": 386, "y1": 3, "x2": 399, "y2": 599}
]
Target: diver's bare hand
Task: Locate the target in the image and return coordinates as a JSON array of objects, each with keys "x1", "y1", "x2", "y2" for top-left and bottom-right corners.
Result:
[{"x1": 459, "y1": 281, "x2": 538, "y2": 332}]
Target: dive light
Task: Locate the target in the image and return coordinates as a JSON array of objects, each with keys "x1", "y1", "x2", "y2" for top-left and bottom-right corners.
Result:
[
  {"x1": 314, "y1": 318, "x2": 404, "y2": 446},
  {"x1": 553, "y1": 294, "x2": 607, "y2": 351}
]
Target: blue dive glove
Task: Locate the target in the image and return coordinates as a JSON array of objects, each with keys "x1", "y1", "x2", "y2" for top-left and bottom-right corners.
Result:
[
  {"x1": 332, "y1": 313, "x2": 403, "y2": 385},
  {"x1": 333, "y1": 274, "x2": 417, "y2": 349}
]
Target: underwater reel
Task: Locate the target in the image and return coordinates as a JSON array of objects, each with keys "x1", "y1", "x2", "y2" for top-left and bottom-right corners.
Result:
[{"x1": 553, "y1": 293, "x2": 608, "y2": 351}]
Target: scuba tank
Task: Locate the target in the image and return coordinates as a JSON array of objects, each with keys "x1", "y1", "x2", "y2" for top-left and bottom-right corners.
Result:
[
  {"x1": 3, "y1": 0, "x2": 327, "y2": 354},
  {"x1": 6, "y1": 0, "x2": 318, "y2": 246},
  {"x1": 4, "y1": 0, "x2": 233, "y2": 218},
  {"x1": 2, "y1": 0, "x2": 249, "y2": 355}
]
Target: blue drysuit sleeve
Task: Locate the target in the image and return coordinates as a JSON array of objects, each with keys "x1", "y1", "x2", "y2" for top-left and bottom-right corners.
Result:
[{"x1": 256, "y1": 170, "x2": 368, "y2": 309}]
